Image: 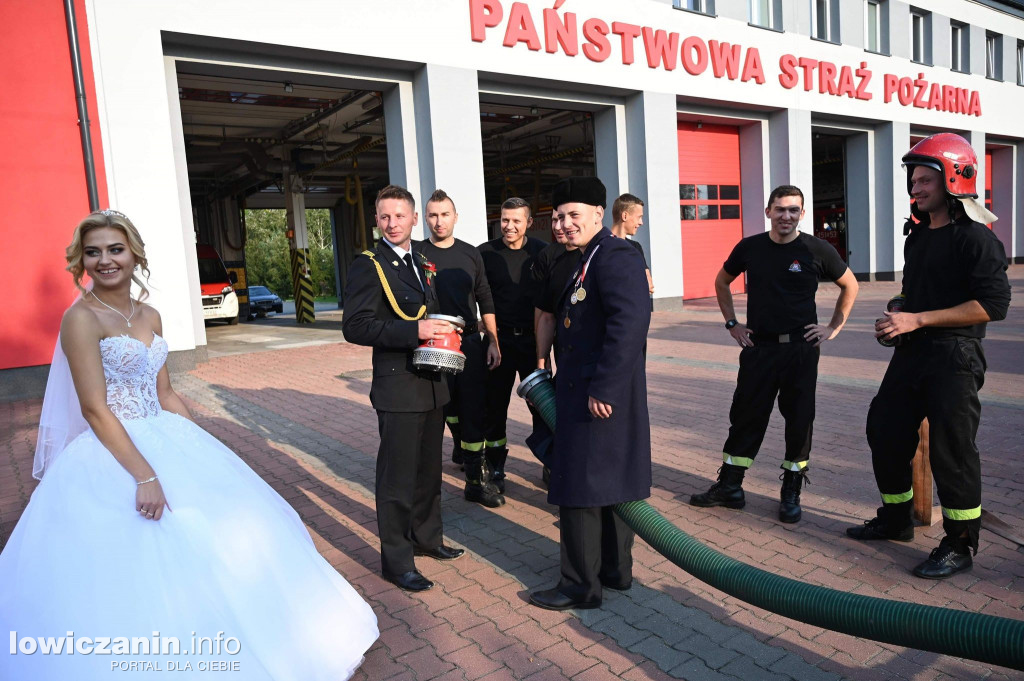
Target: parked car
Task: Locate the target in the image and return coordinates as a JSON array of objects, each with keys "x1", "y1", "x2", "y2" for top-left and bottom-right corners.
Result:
[
  {"x1": 196, "y1": 244, "x2": 238, "y2": 325},
  {"x1": 247, "y1": 285, "x2": 284, "y2": 319}
]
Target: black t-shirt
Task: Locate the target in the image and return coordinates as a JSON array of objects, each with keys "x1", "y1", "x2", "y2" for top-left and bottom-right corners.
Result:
[
  {"x1": 479, "y1": 237, "x2": 546, "y2": 328},
  {"x1": 902, "y1": 217, "x2": 1010, "y2": 338},
  {"x1": 532, "y1": 242, "x2": 582, "y2": 313},
  {"x1": 414, "y1": 238, "x2": 494, "y2": 324},
  {"x1": 625, "y1": 238, "x2": 648, "y2": 267},
  {"x1": 723, "y1": 232, "x2": 847, "y2": 334}
]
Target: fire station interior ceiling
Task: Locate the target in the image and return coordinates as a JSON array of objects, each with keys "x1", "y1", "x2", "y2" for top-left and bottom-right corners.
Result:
[
  {"x1": 176, "y1": 67, "x2": 389, "y2": 210},
  {"x1": 478, "y1": 98, "x2": 595, "y2": 218},
  {"x1": 176, "y1": 65, "x2": 599, "y2": 215}
]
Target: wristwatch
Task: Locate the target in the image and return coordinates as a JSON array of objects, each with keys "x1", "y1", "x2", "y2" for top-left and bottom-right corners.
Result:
[{"x1": 724, "y1": 319, "x2": 738, "y2": 330}]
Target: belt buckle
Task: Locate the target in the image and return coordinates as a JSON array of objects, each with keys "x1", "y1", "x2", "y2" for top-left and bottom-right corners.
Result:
[
  {"x1": 513, "y1": 327, "x2": 525, "y2": 336},
  {"x1": 779, "y1": 334, "x2": 790, "y2": 344}
]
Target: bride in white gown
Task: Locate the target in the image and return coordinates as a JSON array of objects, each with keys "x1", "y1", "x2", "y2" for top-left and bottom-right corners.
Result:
[{"x1": 0, "y1": 210, "x2": 378, "y2": 680}]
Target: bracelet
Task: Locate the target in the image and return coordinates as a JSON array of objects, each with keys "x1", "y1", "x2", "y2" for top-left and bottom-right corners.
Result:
[{"x1": 136, "y1": 476, "x2": 158, "y2": 486}]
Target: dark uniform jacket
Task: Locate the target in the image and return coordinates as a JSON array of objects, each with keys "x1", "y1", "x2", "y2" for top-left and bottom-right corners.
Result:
[
  {"x1": 342, "y1": 239, "x2": 450, "y2": 413},
  {"x1": 902, "y1": 216, "x2": 1010, "y2": 337},
  {"x1": 549, "y1": 228, "x2": 652, "y2": 508}
]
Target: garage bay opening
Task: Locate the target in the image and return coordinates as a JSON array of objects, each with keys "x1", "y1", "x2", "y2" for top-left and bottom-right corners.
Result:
[
  {"x1": 176, "y1": 64, "x2": 390, "y2": 327},
  {"x1": 478, "y1": 99, "x2": 596, "y2": 242},
  {"x1": 811, "y1": 132, "x2": 849, "y2": 263}
]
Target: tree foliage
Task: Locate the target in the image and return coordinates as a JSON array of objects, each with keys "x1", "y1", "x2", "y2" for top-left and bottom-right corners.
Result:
[{"x1": 244, "y1": 209, "x2": 336, "y2": 299}]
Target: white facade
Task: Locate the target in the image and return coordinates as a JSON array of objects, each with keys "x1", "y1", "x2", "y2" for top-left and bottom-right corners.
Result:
[{"x1": 82, "y1": 0, "x2": 1024, "y2": 357}]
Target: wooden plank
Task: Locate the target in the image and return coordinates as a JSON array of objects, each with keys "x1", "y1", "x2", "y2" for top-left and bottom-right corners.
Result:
[
  {"x1": 981, "y1": 510, "x2": 1024, "y2": 549},
  {"x1": 911, "y1": 419, "x2": 941, "y2": 526}
]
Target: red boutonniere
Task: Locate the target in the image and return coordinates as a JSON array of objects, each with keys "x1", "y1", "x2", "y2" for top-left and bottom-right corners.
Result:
[{"x1": 420, "y1": 256, "x2": 437, "y2": 285}]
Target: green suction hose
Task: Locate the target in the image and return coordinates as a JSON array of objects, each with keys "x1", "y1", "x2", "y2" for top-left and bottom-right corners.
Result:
[{"x1": 516, "y1": 370, "x2": 1024, "y2": 671}]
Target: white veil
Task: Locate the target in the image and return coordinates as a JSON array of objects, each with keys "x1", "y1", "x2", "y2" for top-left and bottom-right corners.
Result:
[{"x1": 33, "y1": 292, "x2": 89, "y2": 480}]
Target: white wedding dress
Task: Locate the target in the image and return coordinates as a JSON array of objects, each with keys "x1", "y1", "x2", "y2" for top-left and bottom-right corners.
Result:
[{"x1": 0, "y1": 333, "x2": 378, "y2": 680}]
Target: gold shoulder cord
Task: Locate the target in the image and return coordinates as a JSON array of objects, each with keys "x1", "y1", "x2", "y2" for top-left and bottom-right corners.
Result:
[{"x1": 361, "y1": 250, "x2": 426, "y2": 321}]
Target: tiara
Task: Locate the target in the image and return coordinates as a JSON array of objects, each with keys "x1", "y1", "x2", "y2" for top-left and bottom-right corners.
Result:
[{"x1": 99, "y1": 209, "x2": 129, "y2": 219}]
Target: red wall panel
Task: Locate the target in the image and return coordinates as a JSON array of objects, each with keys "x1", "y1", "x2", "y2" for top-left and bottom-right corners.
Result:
[
  {"x1": 0, "y1": 0, "x2": 107, "y2": 369},
  {"x1": 678, "y1": 122, "x2": 743, "y2": 300}
]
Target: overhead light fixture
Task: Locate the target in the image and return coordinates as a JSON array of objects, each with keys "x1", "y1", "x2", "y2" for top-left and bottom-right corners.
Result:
[
  {"x1": 284, "y1": 82, "x2": 294, "y2": 93},
  {"x1": 530, "y1": 106, "x2": 539, "y2": 115},
  {"x1": 696, "y1": 119, "x2": 703, "y2": 129}
]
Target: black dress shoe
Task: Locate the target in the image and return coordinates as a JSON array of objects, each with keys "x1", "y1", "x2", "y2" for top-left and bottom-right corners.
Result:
[
  {"x1": 383, "y1": 570, "x2": 434, "y2": 592},
  {"x1": 414, "y1": 545, "x2": 465, "y2": 561},
  {"x1": 528, "y1": 588, "x2": 600, "y2": 611},
  {"x1": 912, "y1": 541, "x2": 973, "y2": 580}
]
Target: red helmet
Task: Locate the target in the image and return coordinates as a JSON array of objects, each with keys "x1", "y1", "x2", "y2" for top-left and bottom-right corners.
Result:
[{"x1": 902, "y1": 133, "x2": 979, "y2": 198}]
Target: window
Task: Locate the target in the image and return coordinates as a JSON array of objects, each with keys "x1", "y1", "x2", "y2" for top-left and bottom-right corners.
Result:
[
  {"x1": 679, "y1": 184, "x2": 741, "y2": 222},
  {"x1": 811, "y1": 0, "x2": 832, "y2": 41},
  {"x1": 950, "y1": 22, "x2": 968, "y2": 73},
  {"x1": 986, "y1": 32, "x2": 1002, "y2": 80},
  {"x1": 865, "y1": 1, "x2": 881, "y2": 52},
  {"x1": 863, "y1": 1, "x2": 889, "y2": 54},
  {"x1": 909, "y1": 9, "x2": 930, "y2": 65},
  {"x1": 750, "y1": 0, "x2": 780, "y2": 30},
  {"x1": 1018, "y1": 40, "x2": 1023, "y2": 86},
  {"x1": 674, "y1": 0, "x2": 715, "y2": 15}
]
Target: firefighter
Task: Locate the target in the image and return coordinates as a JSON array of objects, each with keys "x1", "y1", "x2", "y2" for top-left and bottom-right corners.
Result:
[
  {"x1": 415, "y1": 189, "x2": 504, "y2": 508},
  {"x1": 479, "y1": 198, "x2": 546, "y2": 494},
  {"x1": 689, "y1": 185, "x2": 858, "y2": 523},
  {"x1": 529, "y1": 177, "x2": 652, "y2": 610},
  {"x1": 847, "y1": 133, "x2": 1010, "y2": 579}
]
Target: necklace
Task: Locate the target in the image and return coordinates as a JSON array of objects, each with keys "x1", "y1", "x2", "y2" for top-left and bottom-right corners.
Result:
[{"x1": 91, "y1": 291, "x2": 136, "y2": 328}]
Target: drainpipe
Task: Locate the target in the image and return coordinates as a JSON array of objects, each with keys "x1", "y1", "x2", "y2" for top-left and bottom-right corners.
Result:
[{"x1": 64, "y1": 0, "x2": 99, "y2": 211}]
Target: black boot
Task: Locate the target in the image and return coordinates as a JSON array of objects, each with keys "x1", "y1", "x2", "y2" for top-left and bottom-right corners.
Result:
[
  {"x1": 450, "y1": 441, "x2": 464, "y2": 467},
  {"x1": 689, "y1": 464, "x2": 746, "y2": 509},
  {"x1": 778, "y1": 469, "x2": 809, "y2": 524},
  {"x1": 846, "y1": 503, "x2": 914, "y2": 542},
  {"x1": 485, "y1": 447, "x2": 509, "y2": 494},
  {"x1": 464, "y1": 452, "x2": 505, "y2": 508}
]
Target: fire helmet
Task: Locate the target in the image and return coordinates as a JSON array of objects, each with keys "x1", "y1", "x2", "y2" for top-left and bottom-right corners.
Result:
[{"x1": 902, "y1": 133, "x2": 996, "y2": 224}]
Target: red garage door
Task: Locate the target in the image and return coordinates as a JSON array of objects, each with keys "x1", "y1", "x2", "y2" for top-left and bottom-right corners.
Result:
[{"x1": 678, "y1": 122, "x2": 744, "y2": 300}]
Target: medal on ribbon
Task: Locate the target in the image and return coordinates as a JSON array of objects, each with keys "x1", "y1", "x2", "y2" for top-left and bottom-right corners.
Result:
[{"x1": 569, "y1": 245, "x2": 599, "y2": 307}]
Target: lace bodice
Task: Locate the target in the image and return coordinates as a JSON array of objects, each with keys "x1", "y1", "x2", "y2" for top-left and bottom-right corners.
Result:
[{"x1": 99, "y1": 333, "x2": 168, "y2": 420}]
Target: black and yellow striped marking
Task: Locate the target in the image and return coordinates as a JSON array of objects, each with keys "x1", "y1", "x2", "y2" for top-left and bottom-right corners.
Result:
[{"x1": 290, "y1": 248, "x2": 316, "y2": 324}]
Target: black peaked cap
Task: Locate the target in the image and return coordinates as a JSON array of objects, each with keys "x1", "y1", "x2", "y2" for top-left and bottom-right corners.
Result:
[{"x1": 552, "y1": 176, "x2": 606, "y2": 209}]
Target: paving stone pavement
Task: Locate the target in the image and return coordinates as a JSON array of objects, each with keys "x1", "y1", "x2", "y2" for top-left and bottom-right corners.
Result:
[{"x1": 2, "y1": 268, "x2": 1023, "y2": 680}]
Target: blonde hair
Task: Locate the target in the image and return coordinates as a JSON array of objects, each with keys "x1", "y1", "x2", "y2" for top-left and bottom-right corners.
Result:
[{"x1": 66, "y1": 210, "x2": 151, "y2": 300}]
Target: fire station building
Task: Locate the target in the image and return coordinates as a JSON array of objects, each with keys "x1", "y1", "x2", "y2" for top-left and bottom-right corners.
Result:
[{"x1": 2, "y1": 0, "x2": 1023, "y2": 383}]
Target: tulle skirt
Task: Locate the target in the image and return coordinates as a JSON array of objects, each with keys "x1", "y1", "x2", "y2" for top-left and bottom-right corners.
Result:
[{"x1": 0, "y1": 411, "x2": 378, "y2": 680}]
